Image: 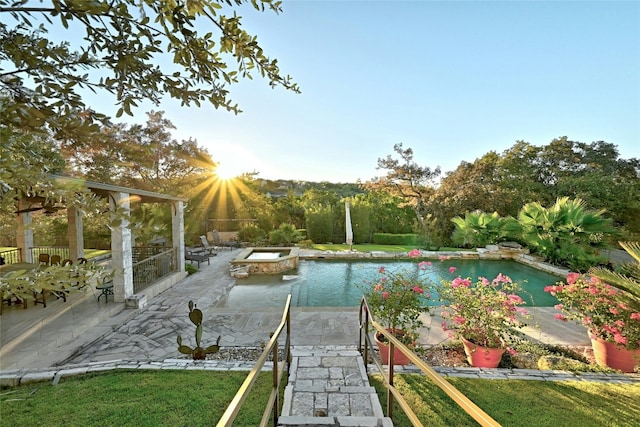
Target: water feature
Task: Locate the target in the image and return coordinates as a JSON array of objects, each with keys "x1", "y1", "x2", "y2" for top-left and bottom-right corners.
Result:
[
  {"x1": 216, "y1": 259, "x2": 562, "y2": 308},
  {"x1": 230, "y1": 247, "x2": 299, "y2": 274}
]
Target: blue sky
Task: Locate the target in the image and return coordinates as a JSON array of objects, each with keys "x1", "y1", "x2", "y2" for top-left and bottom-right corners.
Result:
[{"x1": 106, "y1": 1, "x2": 640, "y2": 182}]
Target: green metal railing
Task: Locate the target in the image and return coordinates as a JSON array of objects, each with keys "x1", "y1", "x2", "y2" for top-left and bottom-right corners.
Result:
[
  {"x1": 217, "y1": 294, "x2": 292, "y2": 426},
  {"x1": 359, "y1": 296, "x2": 501, "y2": 427}
]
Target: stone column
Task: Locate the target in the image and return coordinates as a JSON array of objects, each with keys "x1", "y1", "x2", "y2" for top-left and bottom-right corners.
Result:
[
  {"x1": 172, "y1": 201, "x2": 185, "y2": 272},
  {"x1": 16, "y1": 200, "x2": 34, "y2": 263},
  {"x1": 67, "y1": 206, "x2": 84, "y2": 261},
  {"x1": 109, "y1": 191, "x2": 133, "y2": 302}
]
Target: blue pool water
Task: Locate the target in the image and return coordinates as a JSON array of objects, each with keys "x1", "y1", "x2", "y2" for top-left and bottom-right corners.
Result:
[{"x1": 215, "y1": 259, "x2": 562, "y2": 309}]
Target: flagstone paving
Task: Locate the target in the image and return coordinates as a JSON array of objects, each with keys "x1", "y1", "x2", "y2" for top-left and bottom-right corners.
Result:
[{"x1": 2, "y1": 248, "x2": 638, "y2": 426}]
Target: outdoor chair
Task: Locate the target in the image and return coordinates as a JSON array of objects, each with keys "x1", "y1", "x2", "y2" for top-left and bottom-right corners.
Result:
[
  {"x1": 38, "y1": 253, "x2": 50, "y2": 265},
  {"x1": 61, "y1": 259, "x2": 73, "y2": 266},
  {"x1": 50, "y1": 254, "x2": 61, "y2": 265},
  {"x1": 96, "y1": 277, "x2": 114, "y2": 303},
  {"x1": 185, "y1": 247, "x2": 210, "y2": 268},
  {"x1": 199, "y1": 235, "x2": 218, "y2": 255},
  {"x1": 210, "y1": 230, "x2": 239, "y2": 250}
]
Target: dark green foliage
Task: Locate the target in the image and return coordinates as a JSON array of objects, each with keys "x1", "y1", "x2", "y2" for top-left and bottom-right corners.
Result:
[
  {"x1": 177, "y1": 301, "x2": 220, "y2": 360},
  {"x1": 304, "y1": 206, "x2": 334, "y2": 243},
  {"x1": 350, "y1": 198, "x2": 373, "y2": 244},
  {"x1": 268, "y1": 223, "x2": 302, "y2": 246},
  {"x1": 517, "y1": 197, "x2": 616, "y2": 271},
  {"x1": 372, "y1": 233, "x2": 423, "y2": 246},
  {"x1": 238, "y1": 224, "x2": 267, "y2": 245},
  {"x1": 451, "y1": 211, "x2": 517, "y2": 247},
  {"x1": 184, "y1": 263, "x2": 198, "y2": 275}
]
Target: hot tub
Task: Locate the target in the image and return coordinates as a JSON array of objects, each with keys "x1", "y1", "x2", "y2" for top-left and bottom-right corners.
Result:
[{"x1": 231, "y1": 247, "x2": 299, "y2": 275}]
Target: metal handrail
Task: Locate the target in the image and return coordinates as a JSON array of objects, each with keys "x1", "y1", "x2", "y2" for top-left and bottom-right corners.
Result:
[
  {"x1": 359, "y1": 296, "x2": 501, "y2": 427},
  {"x1": 217, "y1": 294, "x2": 292, "y2": 426}
]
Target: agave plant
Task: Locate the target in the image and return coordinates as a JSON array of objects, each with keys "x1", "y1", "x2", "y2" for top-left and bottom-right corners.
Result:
[
  {"x1": 589, "y1": 241, "x2": 640, "y2": 311},
  {"x1": 177, "y1": 301, "x2": 221, "y2": 360}
]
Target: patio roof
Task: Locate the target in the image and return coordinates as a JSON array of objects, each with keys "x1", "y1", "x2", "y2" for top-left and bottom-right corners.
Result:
[{"x1": 52, "y1": 174, "x2": 188, "y2": 204}]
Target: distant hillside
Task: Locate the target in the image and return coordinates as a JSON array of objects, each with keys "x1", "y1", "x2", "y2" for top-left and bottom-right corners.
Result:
[{"x1": 254, "y1": 178, "x2": 365, "y2": 198}]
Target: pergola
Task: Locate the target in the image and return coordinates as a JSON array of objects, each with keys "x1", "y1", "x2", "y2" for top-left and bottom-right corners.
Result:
[{"x1": 14, "y1": 175, "x2": 189, "y2": 304}]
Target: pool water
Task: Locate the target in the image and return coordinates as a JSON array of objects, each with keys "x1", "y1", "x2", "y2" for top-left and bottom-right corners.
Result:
[{"x1": 215, "y1": 259, "x2": 562, "y2": 309}]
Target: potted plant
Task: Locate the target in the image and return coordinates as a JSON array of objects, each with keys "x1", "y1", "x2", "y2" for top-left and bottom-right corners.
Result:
[
  {"x1": 545, "y1": 242, "x2": 640, "y2": 372},
  {"x1": 437, "y1": 271, "x2": 529, "y2": 368},
  {"x1": 361, "y1": 249, "x2": 432, "y2": 365}
]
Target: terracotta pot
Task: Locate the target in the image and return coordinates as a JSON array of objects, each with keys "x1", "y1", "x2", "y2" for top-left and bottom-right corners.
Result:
[
  {"x1": 374, "y1": 328, "x2": 411, "y2": 365},
  {"x1": 589, "y1": 334, "x2": 640, "y2": 373},
  {"x1": 461, "y1": 338, "x2": 505, "y2": 368}
]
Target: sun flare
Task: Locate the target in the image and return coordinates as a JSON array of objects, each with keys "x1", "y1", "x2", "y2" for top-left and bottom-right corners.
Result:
[{"x1": 214, "y1": 162, "x2": 241, "y2": 180}]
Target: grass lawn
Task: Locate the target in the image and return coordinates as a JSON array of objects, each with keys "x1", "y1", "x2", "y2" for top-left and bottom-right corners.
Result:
[
  {"x1": 311, "y1": 243, "x2": 468, "y2": 253},
  {"x1": 0, "y1": 370, "x2": 277, "y2": 427},
  {"x1": 370, "y1": 374, "x2": 640, "y2": 427}
]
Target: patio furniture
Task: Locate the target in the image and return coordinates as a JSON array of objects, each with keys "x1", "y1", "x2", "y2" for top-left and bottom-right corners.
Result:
[
  {"x1": 185, "y1": 248, "x2": 210, "y2": 268},
  {"x1": 210, "y1": 230, "x2": 239, "y2": 250},
  {"x1": 199, "y1": 235, "x2": 219, "y2": 255},
  {"x1": 50, "y1": 254, "x2": 61, "y2": 265},
  {"x1": 38, "y1": 253, "x2": 50, "y2": 266},
  {"x1": 96, "y1": 278, "x2": 114, "y2": 303}
]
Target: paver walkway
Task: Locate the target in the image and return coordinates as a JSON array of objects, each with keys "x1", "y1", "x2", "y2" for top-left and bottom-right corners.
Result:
[{"x1": 278, "y1": 346, "x2": 392, "y2": 427}]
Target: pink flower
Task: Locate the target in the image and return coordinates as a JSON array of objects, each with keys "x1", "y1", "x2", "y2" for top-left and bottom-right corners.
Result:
[
  {"x1": 418, "y1": 261, "x2": 432, "y2": 270},
  {"x1": 631, "y1": 313, "x2": 640, "y2": 320},
  {"x1": 382, "y1": 292, "x2": 389, "y2": 299},
  {"x1": 566, "y1": 272, "x2": 580, "y2": 284},
  {"x1": 492, "y1": 273, "x2": 512, "y2": 284},
  {"x1": 613, "y1": 334, "x2": 627, "y2": 345},
  {"x1": 374, "y1": 284, "x2": 383, "y2": 291},
  {"x1": 408, "y1": 249, "x2": 422, "y2": 258},
  {"x1": 609, "y1": 307, "x2": 619, "y2": 315},
  {"x1": 378, "y1": 266, "x2": 385, "y2": 273},
  {"x1": 554, "y1": 303, "x2": 564, "y2": 310},
  {"x1": 480, "y1": 277, "x2": 490, "y2": 285},
  {"x1": 413, "y1": 286, "x2": 424, "y2": 294},
  {"x1": 554, "y1": 313, "x2": 567, "y2": 321},
  {"x1": 506, "y1": 348, "x2": 517, "y2": 356},
  {"x1": 448, "y1": 266, "x2": 457, "y2": 274},
  {"x1": 453, "y1": 316, "x2": 466, "y2": 325},
  {"x1": 439, "y1": 255, "x2": 450, "y2": 261},
  {"x1": 508, "y1": 294, "x2": 524, "y2": 304},
  {"x1": 451, "y1": 277, "x2": 471, "y2": 288}
]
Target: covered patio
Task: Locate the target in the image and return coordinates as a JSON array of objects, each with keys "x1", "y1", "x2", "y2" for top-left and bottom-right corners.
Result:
[{"x1": 3, "y1": 175, "x2": 189, "y2": 308}]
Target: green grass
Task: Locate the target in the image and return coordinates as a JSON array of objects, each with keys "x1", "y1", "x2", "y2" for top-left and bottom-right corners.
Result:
[
  {"x1": 370, "y1": 374, "x2": 640, "y2": 427},
  {"x1": 310, "y1": 243, "x2": 468, "y2": 253},
  {"x1": 0, "y1": 370, "x2": 277, "y2": 427}
]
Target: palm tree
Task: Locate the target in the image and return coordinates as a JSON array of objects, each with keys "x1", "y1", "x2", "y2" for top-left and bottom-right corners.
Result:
[
  {"x1": 517, "y1": 197, "x2": 617, "y2": 270},
  {"x1": 590, "y1": 242, "x2": 640, "y2": 311}
]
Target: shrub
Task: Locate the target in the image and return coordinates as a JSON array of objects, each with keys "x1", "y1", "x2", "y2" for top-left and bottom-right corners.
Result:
[{"x1": 269, "y1": 223, "x2": 302, "y2": 246}]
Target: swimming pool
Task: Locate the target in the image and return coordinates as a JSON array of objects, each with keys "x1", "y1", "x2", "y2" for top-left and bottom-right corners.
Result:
[{"x1": 215, "y1": 259, "x2": 563, "y2": 309}]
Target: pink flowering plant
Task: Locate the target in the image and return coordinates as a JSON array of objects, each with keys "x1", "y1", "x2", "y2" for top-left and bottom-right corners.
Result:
[
  {"x1": 361, "y1": 249, "x2": 432, "y2": 345},
  {"x1": 545, "y1": 272, "x2": 640, "y2": 350},
  {"x1": 438, "y1": 271, "x2": 529, "y2": 350}
]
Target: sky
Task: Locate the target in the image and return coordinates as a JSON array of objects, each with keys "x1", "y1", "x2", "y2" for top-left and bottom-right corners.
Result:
[{"x1": 98, "y1": 1, "x2": 640, "y2": 182}]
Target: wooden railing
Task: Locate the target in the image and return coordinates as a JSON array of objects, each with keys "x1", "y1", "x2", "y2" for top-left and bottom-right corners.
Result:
[
  {"x1": 0, "y1": 248, "x2": 22, "y2": 264},
  {"x1": 217, "y1": 294, "x2": 292, "y2": 426},
  {"x1": 359, "y1": 296, "x2": 501, "y2": 427},
  {"x1": 30, "y1": 246, "x2": 70, "y2": 261}
]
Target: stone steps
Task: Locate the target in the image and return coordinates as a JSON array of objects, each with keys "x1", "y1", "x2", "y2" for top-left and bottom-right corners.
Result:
[{"x1": 279, "y1": 346, "x2": 392, "y2": 427}]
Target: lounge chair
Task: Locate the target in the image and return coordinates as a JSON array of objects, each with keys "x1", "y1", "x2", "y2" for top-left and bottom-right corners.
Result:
[
  {"x1": 199, "y1": 235, "x2": 218, "y2": 255},
  {"x1": 209, "y1": 230, "x2": 239, "y2": 250}
]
